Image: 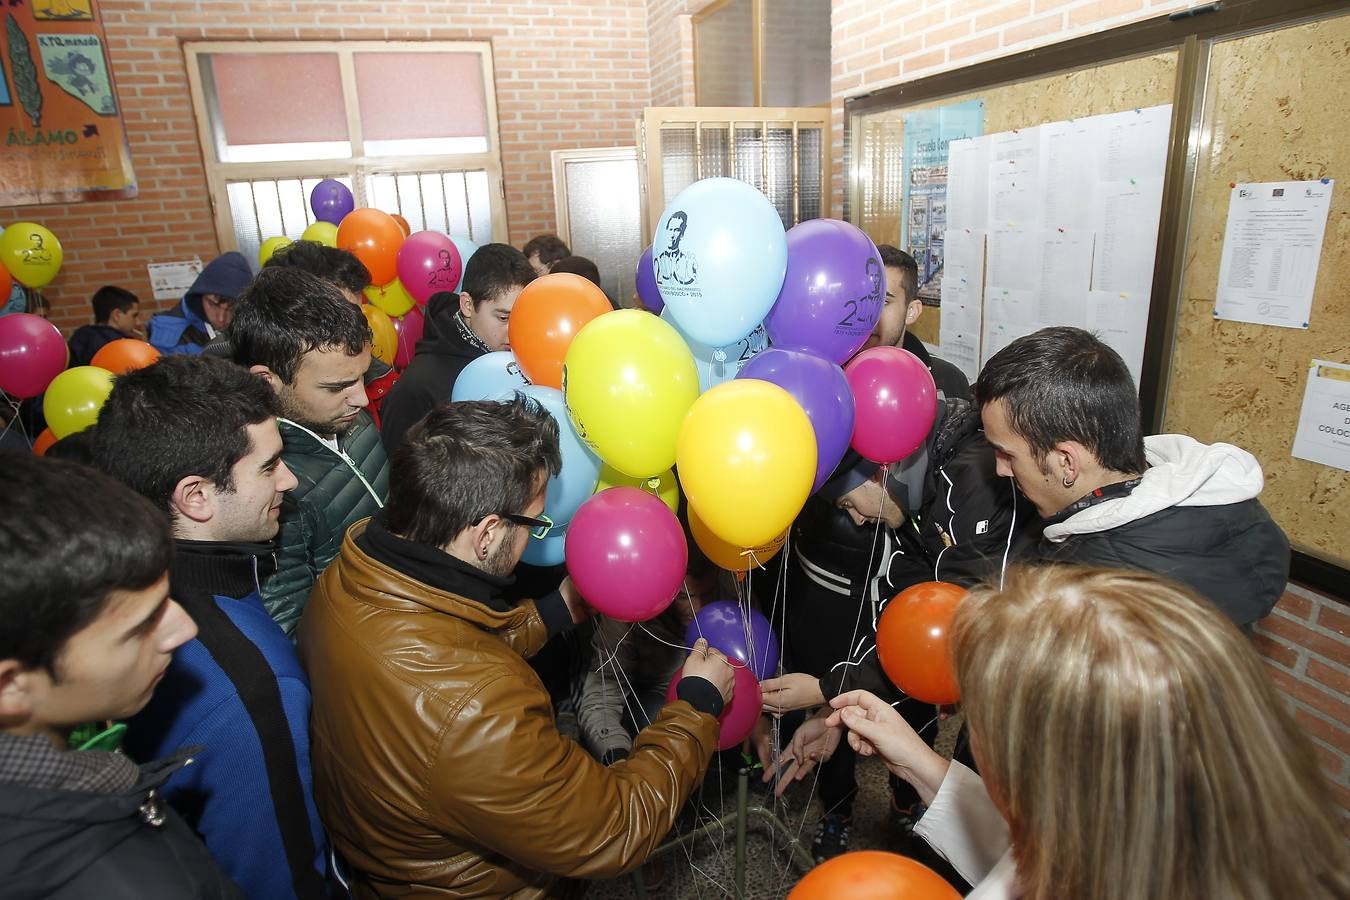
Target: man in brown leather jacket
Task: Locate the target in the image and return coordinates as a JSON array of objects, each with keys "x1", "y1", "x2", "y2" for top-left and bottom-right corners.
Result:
[{"x1": 300, "y1": 396, "x2": 735, "y2": 897}]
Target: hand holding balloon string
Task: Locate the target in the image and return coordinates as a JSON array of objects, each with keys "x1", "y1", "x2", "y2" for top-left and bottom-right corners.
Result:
[{"x1": 824, "y1": 690, "x2": 950, "y2": 806}]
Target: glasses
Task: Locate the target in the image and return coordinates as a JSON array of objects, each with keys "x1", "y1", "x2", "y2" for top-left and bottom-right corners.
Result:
[{"x1": 499, "y1": 512, "x2": 553, "y2": 540}]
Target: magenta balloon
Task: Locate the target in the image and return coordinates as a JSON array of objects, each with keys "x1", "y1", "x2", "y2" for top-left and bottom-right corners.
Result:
[
  {"x1": 764, "y1": 219, "x2": 884, "y2": 364},
  {"x1": 310, "y1": 179, "x2": 355, "y2": 225},
  {"x1": 666, "y1": 663, "x2": 763, "y2": 751},
  {"x1": 0, "y1": 313, "x2": 68, "y2": 399},
  {"x1": 392, "y1": 306, "x2": 425, "y2": 369},
  {"x1": 635, "y1": 245, "x2": 663, "y2": 313},
  {"x1": 844, "y1": 347, "x2": 937, "y2": 464},
  {"x1": 565, "y1": 487, "x2": 688, "y2": 622},
  {"x1": 396, "y1": 231, "x2": 462, "y2": 306}
]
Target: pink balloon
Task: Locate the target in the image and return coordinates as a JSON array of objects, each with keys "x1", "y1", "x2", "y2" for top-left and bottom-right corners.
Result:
[
  {"x1": 666, "y1": 663, "x2": 763, "y2": 751},
  {"x1": 392, "y1": 306, "x2": 425, "y2": 369},
  {"x1": 396, "y1": 231, "x2": 462, "y2": 306},
  {"x1": 844, "y1": 347, "x2": 937, "y2": 464},
  {"x1": 0, "y1": 313, "x2": 68, "y2": 399},
  {"x1": 565, "y1": 487, "x2": 688, "y2": 622}
]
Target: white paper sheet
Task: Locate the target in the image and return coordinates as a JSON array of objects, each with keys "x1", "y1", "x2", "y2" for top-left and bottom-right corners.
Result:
[
  {"x1": 1040, "y1": 119, "x2": 1097, "y2": 229},
  {"x1": 1085, "y1": 289, "x2": 1150, "y2": 385},
  {"x1": 986, "y1": 129, "x2": 1042, "y2": 228},
  {"x1": 1292, "y1": 359, "x2": 1350, "y2": 472},
  {"x1": 1091, "y1": 177, "x2": 1164, "y2": 295},
  {"x1": 986, "y1": 229, "x2": 1043, "y2": 293},
  {"x1": 1214, "y1": 180, "x2": 1334, "y2": 329},
  {"x1": 939, "y1": 229, "x2": 986, "y2": 381},
  {"x1": 1039, "y1": 230, "x2": 1095, "y2": 327},
  {"x1": 147, "y1": 258, "x2": 204, "y2": 302},
  {"x1": 946, "y1": 136, "x2": 990, "y2": 232},
  {"x1": 1093, "y1": 106, "x2": 1171, "y2": 183}
]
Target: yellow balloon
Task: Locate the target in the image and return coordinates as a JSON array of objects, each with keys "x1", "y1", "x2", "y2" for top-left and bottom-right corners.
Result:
[
  {"x1": 302, "y1": 221, "x2": 339, "y2": 247},
  {"x1": 0, "y1": 222, "x2": 63, "y2": 288},
  {"x1": 595, "y1": 464, "x2": 679, "y2": 514},
  {"x1": 676, "y1": 379, "x2": 816, "y2": 548},
  {"x1": 562, "y1": 309, "x2": 699, "y2": 478},
  {"x1": 46, "y1": 365, "x2": 115, "y2": 438},
  {"x1": 364, "y1": 278, "x2": 415, "y2": 317},
  {"x1": 361, "y1": 304, "x2": 397, "y2": 365},
  {"x1": 689, "y1": 504, "x2": 786, "y2": 573},
  {"x1": 258, "y1": 236, "x2": 293, "y2": 267}
]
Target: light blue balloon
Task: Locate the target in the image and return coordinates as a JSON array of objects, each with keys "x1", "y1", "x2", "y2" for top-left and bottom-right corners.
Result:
[
  {"x1": 654, "y1": 177, "x2": 787, "y2": 348},
  {"x1": 451, "y1": 350, "x2": 530, "y2": 402},
  {"x1": 661, "y1": 307, "x2": 769, "y2": 393},
  {"x1": 449, "y1": 235, "x2": 479, "y2": 292},
  {"x1": 521, "y1": 525, "x2": 566, "y2": 566},
  {"x1": 517, "y1": 385, "x2": 600, "y2": 539}
]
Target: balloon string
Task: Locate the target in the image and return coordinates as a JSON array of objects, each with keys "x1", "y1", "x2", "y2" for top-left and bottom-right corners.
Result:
[{"x1": 636, "y1": 620, "x2": 748, "y2": 671}]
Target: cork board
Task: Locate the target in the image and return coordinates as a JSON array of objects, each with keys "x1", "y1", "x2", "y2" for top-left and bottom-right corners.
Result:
[
  {"x1": 1163, "y1": 16, "x2": 1350, "y2": 569},
  {"x1": 854, "y1": 52, "x2": 1179, "y2": 346}
]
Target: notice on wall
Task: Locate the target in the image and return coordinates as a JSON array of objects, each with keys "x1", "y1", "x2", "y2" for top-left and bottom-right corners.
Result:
[
  {"x1": 1214, "y1": 180, "x2": 1334, "y2": 329},
  {"x1": 902, "y1": 100, "x2": 985, "y2": 302},
  {"x1": 1292, "y1": 359, "x2": 1350, "y2": 473},
  {"x1": 147, "y1": 258, "x2": 203, "y2": 302},
  {"x1": 939, "y1": 228, "x2": 985, "y2": 382}
]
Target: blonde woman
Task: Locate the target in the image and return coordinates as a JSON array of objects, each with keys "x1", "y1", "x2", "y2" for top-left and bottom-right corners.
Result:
[{"x1": 827, "y1": 565, "x2": 1349, "y2": 900}]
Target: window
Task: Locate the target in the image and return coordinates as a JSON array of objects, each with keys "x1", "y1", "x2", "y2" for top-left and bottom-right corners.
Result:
[
  {"x1": 694, "y1": 0, "x2": 831, "y2": 108},
  {"x1": 185, "y1": 41, "x2": 507, "y2": 268}
]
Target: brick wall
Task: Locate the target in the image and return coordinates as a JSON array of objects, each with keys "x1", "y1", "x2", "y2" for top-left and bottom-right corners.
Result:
[
  {"x1": 648, "y1": 0, "x2": 698, "y2": 107},
  {"x1": 12, "y1": 0, "x2": 653, "y2": 331}
]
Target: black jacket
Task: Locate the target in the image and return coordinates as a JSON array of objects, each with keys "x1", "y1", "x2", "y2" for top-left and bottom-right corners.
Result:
[
  {"x1": 378, "y1": 291, "x2": 484, "y2": 453},
  {"x1": 903, "y1": 332, "x2": 971, "y2": 402},
  {"x1": 67, "y1": 324, "x2": 125, "y2": 368},
  {"x1": 0, "y1": 749, "x2": 243, "y2": 900}
]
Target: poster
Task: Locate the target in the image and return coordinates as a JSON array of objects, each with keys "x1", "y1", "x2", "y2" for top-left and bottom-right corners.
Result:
[
  {"x1": 902, "y1": 100, "x2": 984, "y2": 302},
  {"x1": 0, "y1": 0, "x2": 136, "y2": 206},
  {"x1": 1291, "y1": 359, "x2": 1350, "y2": 473}
]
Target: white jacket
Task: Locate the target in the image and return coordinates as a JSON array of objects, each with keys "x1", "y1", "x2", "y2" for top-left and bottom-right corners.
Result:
[{"x1": 913, "y1": 761, "x2": 1020, "y2": 899}]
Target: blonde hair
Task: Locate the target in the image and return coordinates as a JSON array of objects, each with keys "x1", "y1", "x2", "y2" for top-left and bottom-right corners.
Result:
[{"x1": 951, "y1": 565, "x2": 1348, "y2": 900}]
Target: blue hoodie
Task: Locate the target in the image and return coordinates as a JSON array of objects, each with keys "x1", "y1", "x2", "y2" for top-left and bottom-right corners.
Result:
[{"x1": 147, "y1": 252, "x2": 252, "y2": 356}]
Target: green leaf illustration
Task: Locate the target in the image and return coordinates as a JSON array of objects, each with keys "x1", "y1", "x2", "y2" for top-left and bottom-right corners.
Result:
[{"x1": 7, "y1": 14, "x2": 43, "y2": 128}]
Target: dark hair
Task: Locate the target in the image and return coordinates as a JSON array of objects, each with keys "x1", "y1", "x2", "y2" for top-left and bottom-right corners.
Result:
[
  {"x1": 974, "y1": 326, "x2": 1146, "y2": 474},
  {"x1": 22, "y1": 287, "x2": 49, "y2": 316},
  {"x1": 91, "y1": 285, "x2": 139, "y2": 323},
  {"x1": 230, "y1": 266, "x2": 371, "y2": 383},
  {"x1": 550, "y1": 256, "x2": 604, "y2": 290},
  {"x1": 385, "y1": 395, "x2": 562, "y2": 548},
  {"x1": 0, "y1": 457, "x2": 172, "y2": 674},
  {"x1": 263, "y1": 240, "x2": 372, "y2": 296},
  {"x1": 877, "y1": 244, "x2": 918, "y2": 301},
  {"x1": 461, "y1": 243, "x2": 536, "y2": 309},
  {"x1": 44, "y1": 427, "x2": 100, "y2": 466},
  {"x1": 93, "y1": 355, "x2": 280, "y2": 514},
  {"x1": 522, "y1": 234, "x2": 570, "y2": 268}
]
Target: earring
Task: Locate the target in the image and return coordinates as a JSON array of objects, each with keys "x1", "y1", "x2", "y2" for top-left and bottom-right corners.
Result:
[{"x1": 1062, "y1": 474, "x2": 1077, "y2": 489}]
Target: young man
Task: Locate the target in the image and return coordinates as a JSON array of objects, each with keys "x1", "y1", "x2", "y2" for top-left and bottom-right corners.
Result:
[
  {"x1": 263, "y1": 239, "x2": 372, "y2": 304},
  {"x1": 522, "y1": 233, "x2": 570, "y2": 276},
  {"x1": 301, "y1": 397, "x2": 734, "y2": 897},
  {"x1": 863, "y1": 245, "x2": 970, "y2": 400},
  {"x1": 147, "y1": 251, "x2": 253, "y2": 356},
  {"x1": 0, "y1": 456, "x2": 239, "y2": 899},
  {"x1": 378, "y1": 242, "x2": 535, "y2": 453},
  {"x1": 68, "y1": 285, "x2": 142, "y2": 366},
  {"x1": 93, "y1": 355, "x2": 330, "y2": 900},
  {"x1": 227, "y1": 267, "x2": 388, "y2": 637}
]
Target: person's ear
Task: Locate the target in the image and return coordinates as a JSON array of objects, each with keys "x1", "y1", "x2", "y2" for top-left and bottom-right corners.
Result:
[
  {"x1": 1053, "y1": 442, "x2": 1085, "y2": 486},
  {"x1": 473, "y1": 513, "x2": 503, "y2": 562},
  {"x1": 905, "y1": 299, "x2": 923, "y2": 326},
  {"x1": 458, "y1": 291, "x2": 476, "y2": 319},
  {"x1": 170, "y1": 474, "x2": 216, "y2": 525},
  {"x1": 249, "y1": 364, "x2": 282, "y2": 394},
  {"x1": 0, "y1": 659, "x2": 38, "y2": 726}
]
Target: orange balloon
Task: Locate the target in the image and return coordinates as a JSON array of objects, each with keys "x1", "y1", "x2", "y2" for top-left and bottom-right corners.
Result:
[
  {"x1": 390, "y1": 213, "x2": 411, "y2": 237},
  {"x1": 689, "y1": 504, "x2": 785, "y2": 573},
  {"x1": 31, "y1": 427, "x2": 57, "y2": 456},
  {"x1": 790, "y1": 851, "x2": 961, "y2": 900},
  {"x1": 508, "y1": 273, "x2": 612, "y2": 388},
  {"x1": 0, "y1": 259, "x2": 11, "y2": 300},
  {"x1": 876, "y1": 581, "x2": 966, "y2": 705},
  {"x1": 336, "y1": 208, "x2": 404, "y2": 285},
  {"x1": 90, "y1": 338, "x2": 160, "y2": 375}
]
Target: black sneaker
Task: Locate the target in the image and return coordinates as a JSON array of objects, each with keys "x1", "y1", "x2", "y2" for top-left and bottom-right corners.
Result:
[
  {"x1": 811, "y1": 813, "x2": 851, "y2": 863},
  {"x1": 889, "y1": 801, "x2": 927, "y2": 838}
]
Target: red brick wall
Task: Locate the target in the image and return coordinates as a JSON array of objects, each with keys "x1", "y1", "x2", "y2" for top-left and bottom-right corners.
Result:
[{"x1": 648, "y1": 0, "x2": 697, "y2": 107}]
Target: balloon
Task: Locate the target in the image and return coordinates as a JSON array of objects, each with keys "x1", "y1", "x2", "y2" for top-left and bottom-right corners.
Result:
[
  {"x1": 396, "y1": 231, "x2": 462, "y2": 306},
  {"x1": 90, "y1": 338, "x2": 159, "y2": 375},
  {"x1": 361, "y1": 304, "x2": 397, "y2": 366},
  {"x1": 565, "y1": 487, "x2": 687, "y2": 622},
  {"x1": 364, "y1": 278, "x2": 415, "y2": 317},
  {"x1": 449, "y1": 235, "x2": 479, "y2": 292},
  {"x1": 0, "y1": 313, "x2": 67, "y2": 398},
  {"x1": 0, "y1": 222, "x2": 63, "y2": 288},
  {"x1": 0, "y1": 258, "x2": 13, "y2": 301},
  {"x1": 562, "y1": 310, "x2": 698, "y2": 478},
  {"x1": 258, "y1": 236, "x2": 292, "y2": 267},
  {"x1": 765, "y1": 219, "x2": 884, "y2": 364},
  {"x1": 337, "y1": 208, "x2": 403, "y2": 285},
  {"x1": 634, "y1": 245, "x2": 662, "y2": 313},
  {"x1": 739, "y1": 348, "x2": 855, "y2": 493},
  {"x1": 661, "y1": 307, "x2": 768, "y2": 394},
  {"x1": 684, "y1": 600, "x2": 780, "y2": 680},
  {"x1": 666, "y1": 662, "x2": 763, "y2": 751},
  {"x1": 876, "y1": 582, "x2": 965, "y2": 705},
  {"x1": 509, "y1": 273, "x2": 612, "y2": 389},
  {"x1": 45, "y1": 366, "x2": 115, "y2": 438},
  {"x1": 31, "y1": 427, "x2": 57, "y2": 457},
  {"x1": 595, "y1": 464, "x2": 678, "y2": 514},
  {"x1": 688, "y1": 505, "x2": 785, "y2": 574},
  {"x1": 310, "y1": 179, "x2": 355, "y2": 225},
  {"x1": 654, "y1": 177, "x2": 787, "y2": 348},
  {"x1": 451, "y1": 350, "x2": 531, "y2": 402},
  {"x1": 390, "y1": 213, "x2": 411, "y2": 237},
  {"x1": 392, "y1": 306, "x2": 425, "y2": 369},
  {"x1": 517, "y1": 386, "x2": 602, "y2": 567},
  {"x1": 676, "y1": 379, "x2": 816, "y2": 548},
  {"x1": 789, "y1": 851, "x2": 961, "y2": 900},
  {"x1": 301, "y1": 221, "x2": 338, "y2": 247},
  {"x1": 844, "y1": 346, "x2": 938, "y2": 464}
]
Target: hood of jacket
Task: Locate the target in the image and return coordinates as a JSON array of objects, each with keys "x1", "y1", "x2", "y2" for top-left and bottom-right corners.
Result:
[
  {"x1": 414, "y1": 290, "x2": 487, "y2": 361},
  {"x1": 183, "y1": 251, "x2": 252, "y2": 321},
  {"x1": 1043, "y1": 434, "x2": 1265, "y2": 542}
]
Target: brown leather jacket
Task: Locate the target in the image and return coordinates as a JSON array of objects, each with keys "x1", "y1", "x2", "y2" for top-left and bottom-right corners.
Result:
[{"x1": 299, "y1": 521, "x2": 719, "y2": 898}]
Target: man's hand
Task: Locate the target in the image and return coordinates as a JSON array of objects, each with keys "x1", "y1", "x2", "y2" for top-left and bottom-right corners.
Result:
[
  {"x1": 558, "y1": 576, "x2": 592, "y2": 625},
  {"x1": 760, "y1": 672, "x2": 826, "y2": 715},
  {"x1": 825, "y1": 690, "x2": 950, "y2": 805},
  {"x1": 761, "y1": 710, "x2": 842, "y2": 797},
  {"x1": 681, "y1": 638, "x2": 735, "y2": 703}
]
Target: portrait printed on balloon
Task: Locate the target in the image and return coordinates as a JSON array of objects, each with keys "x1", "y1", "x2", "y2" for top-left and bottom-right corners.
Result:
[
  {"x1": 653, "y1": 210, "x2": 699, "y2": 295},
  {"x1": 836, "y1": 255, "x2": 884, "y2": 340}
]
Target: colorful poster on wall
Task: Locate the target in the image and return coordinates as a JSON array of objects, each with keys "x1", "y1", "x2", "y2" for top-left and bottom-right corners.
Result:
[
  {"x1": 0, "y1": 0, "x2": 136, "y2": 206},
  {"x1": 902, "y1": 100, "x2": 984, "y2": 302}
]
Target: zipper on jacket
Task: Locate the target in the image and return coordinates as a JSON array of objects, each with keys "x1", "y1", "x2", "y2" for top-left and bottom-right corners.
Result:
[{"x1": 280, "y1": 417, "x2": 384, "y2": 508}]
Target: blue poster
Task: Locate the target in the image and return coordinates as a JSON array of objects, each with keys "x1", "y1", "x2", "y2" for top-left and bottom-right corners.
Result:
[{"x1": 902, "y1": 100, "x2": 984, "y2": 301}]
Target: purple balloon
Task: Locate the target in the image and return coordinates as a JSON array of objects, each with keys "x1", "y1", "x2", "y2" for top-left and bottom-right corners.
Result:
[
  {"x1": 635, "y1": 245, "x2": 663, "y2": 313},
  {"x1": 310, "y1": 179, "x2": 355, "y2": 225},
  {"x1": 684, "y1": 601, "x2": 780, "y2": 681},
  {"x1": 739, "y1": 348, "x2": 855, "y2": 493},
  {"x1": 565, "y1": 487, "x2": 688, "y2": 622},
  {"x1": 763, "y1": 219, "x2": 884, "y2": 364}
]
